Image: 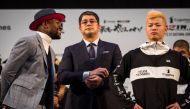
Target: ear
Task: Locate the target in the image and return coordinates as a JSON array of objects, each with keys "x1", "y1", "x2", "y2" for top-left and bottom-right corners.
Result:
[
  {"x1": 79, "y1": 25, "x2": 82, "y2": 33},
  {"x1": 79, "y1": 24, "x2": 81, "y2": 30},
  {"x1": 41, "y1": 20, "x2": 49, "y2": 29},
  {"x1": 98, "y1": 24, "x2": 101, "y2": 30},
  {"x1": 165, "y1": 25, "x2": 168, "y2": 32}
]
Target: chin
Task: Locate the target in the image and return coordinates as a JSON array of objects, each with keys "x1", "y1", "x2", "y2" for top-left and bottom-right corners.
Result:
[
  {"x1": 85, "y1": 33, "x2": 94, "y2": 38},
  {"x1": 57, "y1": 37, "x2": 61, "y2": 39},
  {"x1": 53, "y1": 36, "x2": 61, "y2": 40},
  {"x1": 150, "y1": 36, "x2": 159, "y2": 41},
  {"x1": 151, "y1": 38, "x2": 159, "y2": 42}
]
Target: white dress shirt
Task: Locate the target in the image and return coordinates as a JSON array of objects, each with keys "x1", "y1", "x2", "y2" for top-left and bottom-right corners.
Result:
[{"x1": 37, "y1": 31, "x2": 52, "y2": 54}]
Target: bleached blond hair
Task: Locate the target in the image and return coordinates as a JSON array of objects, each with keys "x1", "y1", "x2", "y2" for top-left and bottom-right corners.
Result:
[{"x1": 146, "y1": 9, "x2": 167, "y2": 26}]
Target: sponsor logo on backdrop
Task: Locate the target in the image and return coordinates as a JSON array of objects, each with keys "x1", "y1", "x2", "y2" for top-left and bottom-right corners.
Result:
[
  {"x1": 166, "y1": 16, "x2": 190, "y2": 37},
  {"x1": 100, "y1": 20, "x2": 143, "y2": 33},
  {"x1": 0, "y1": 25, "x2": 11, "y2": 30},
  {"x1": 169, "y1": 17, "x2": 190, "y2": 23}
]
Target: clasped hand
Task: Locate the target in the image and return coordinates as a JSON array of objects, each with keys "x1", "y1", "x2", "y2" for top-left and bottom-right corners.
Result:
[{"x1": 85, "y1": 67, "x2": 109, "y2": 89}]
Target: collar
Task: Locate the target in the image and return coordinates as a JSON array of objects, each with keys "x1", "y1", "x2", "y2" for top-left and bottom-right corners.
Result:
[
  {"x1": 83, "y1": 38, "x2": 99, "y2": 47},
  {"x1": 37, "y1": 31, "x2": 52, "y2": 54},
  {"x1": 140, "y1": 41, "x2": 170, "y2": 55},
  {"x1": 37, "y1": 31, "x2": 52, "y2": 44}
]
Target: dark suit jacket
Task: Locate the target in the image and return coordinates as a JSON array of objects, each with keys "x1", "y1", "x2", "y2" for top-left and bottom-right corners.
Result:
[{"x1": 58, "y1": 39, "x2": 125, "y2": 109}]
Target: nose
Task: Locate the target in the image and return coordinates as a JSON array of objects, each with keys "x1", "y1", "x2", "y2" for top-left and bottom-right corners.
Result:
[
  {"x1": 86, "y1": 21, "x2": 92, "y2": 26},
  {"x1": 152, "y1": 25, "x2": 157, "y2": 30}
]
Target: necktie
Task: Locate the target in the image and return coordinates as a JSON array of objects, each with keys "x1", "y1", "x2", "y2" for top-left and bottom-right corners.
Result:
[
  {"x1": 88, "y1": 43, "x2": 95, "y2": 59},
  {"x1": 46, "y1": 47, "x2": 54, "y2": 109}
]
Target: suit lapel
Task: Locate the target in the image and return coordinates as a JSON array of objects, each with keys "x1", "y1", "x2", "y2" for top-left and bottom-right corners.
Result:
[
  {"x1": 97, "y1": 40, "x2": 105, "y2": 59},
  {"x1": 97, "y1": 40, "x2": 110, "y2": 68},
  {"x1": 77, "y1": 41, "x2": 89, "y2": 61},
  {"x1": 36, "y1": 34, "x2": 48, "y2": 67},
  {"x1": 49, "y1": 46, "x2": 55, "y2": 73}
]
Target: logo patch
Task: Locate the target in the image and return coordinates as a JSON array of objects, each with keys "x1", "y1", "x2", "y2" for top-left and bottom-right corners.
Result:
[{"x1": 166, "y1": 59, "x2": 171, "y2": 63}]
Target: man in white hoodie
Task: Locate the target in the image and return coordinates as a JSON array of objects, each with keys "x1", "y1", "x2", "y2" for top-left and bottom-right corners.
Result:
[{"x1": 113, "y1": 10, "x2": 190, "y2": 109}]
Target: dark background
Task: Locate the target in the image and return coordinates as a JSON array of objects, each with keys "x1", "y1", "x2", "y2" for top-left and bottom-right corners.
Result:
[{"x1": 1, "y1": 0, "x2": 190, "y2": 9}]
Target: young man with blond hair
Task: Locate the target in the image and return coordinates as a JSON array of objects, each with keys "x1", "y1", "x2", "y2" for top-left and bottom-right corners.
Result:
[{"x1": 114, "y1": 10, "x2": 190, "y2": 109}]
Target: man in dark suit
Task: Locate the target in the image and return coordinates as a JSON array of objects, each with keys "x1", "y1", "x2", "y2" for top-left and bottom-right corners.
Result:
[
  {"x1": 58, "y1": 11, "x2": 127, "y2": 109},
  {"x1": 0, "y1": 8, "x2": 65, "y2": 109}
]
